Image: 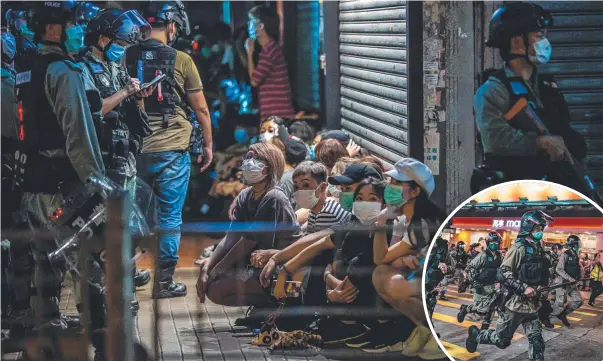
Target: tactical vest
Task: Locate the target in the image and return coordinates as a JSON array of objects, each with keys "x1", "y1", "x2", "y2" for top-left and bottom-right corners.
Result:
[
  {"x1": 564, "y1": 250, "x2": 581, "y2": 279},
  {"x1": 455, "y1": 251, "x2": 468, "y2": 270},
  {"x1": 475, "y1": 251, "x2": 502, "y2": 285},
  {"x1": 16, "y1": 52, "x2": 81, "y2": 193},
  {"x1": 126, "y1": 39, "x2": 182, "y2": 128},
  {"x1": 516, "y1": 238, "x2": 548, "y2": 286},
  {"x1": 480, "y1": 69, "x2": 587, "y2": 180},
  {"x1": 14, "y1": 36, "x2": 38, "y2": 74}
]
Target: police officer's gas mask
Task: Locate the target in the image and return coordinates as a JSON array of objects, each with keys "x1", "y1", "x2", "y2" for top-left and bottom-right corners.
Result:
[{"x1": 530, "y1": 224, "x2": 545, "y2": 242}]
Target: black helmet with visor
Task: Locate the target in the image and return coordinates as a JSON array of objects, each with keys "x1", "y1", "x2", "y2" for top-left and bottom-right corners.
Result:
[
  {"x1": 87, "y1": 9, "x2": 150, "y2": 46},
  {"x1": 144, "y1": 1, "x2": 190, "y2": 36}
]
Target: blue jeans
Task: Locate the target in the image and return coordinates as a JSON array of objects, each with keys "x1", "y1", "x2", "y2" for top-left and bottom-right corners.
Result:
[{"x1": 137, "y1": 151, "x2": 191, "y2": 263}]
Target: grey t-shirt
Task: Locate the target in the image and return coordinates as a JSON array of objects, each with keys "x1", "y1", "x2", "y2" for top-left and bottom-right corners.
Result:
[
  {"x1": 231, "y1": 186, "x2": 300, "y2": 250},
  {"x1": 278, "y1": 170, "x2": 296, "y2": 209}
]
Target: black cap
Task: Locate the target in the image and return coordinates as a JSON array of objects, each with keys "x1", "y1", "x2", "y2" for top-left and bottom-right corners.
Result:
[
  {"x1": 328, "y1": 164, "x2": 381, "y2": 185},
  {"x1": 278, "y1": 125, "x2": 307, "y2": 165},
  {"x1": 322, "y1": 130, "x2": 350, "y2": 143}
]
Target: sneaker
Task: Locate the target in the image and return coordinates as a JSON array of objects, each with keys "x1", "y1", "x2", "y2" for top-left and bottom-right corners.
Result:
[
  {"x1": 361, "y1": 339, "x2": 402, "y2": 353},
  {"x1": 439, "y1": 294, "x2": 448, "y2": 301},
  {"x1": 466, "y1": 325, "x2": 479, "y2": 353},
  {"x1": 400, "y1": 326, "x2": 431, "y2": 357},
  {"x1": 318, "y1": 319, "x2": 368, "y2": 345},
  {"x1": 418, "y1": 334, "x2": 447, "y2": 360}
]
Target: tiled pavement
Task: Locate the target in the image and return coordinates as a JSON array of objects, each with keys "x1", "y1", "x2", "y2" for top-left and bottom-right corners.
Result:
[{"x1": 2, "y1": 267, "x2": 426, "y2": 361}]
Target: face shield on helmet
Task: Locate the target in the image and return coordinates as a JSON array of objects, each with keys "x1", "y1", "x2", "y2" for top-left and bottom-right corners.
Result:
[
  {"x1": 519, "y1": 210, "x2": 553, "y2": 242},
  {"x1": 75, "y1": 2, "x2": 100, "y2": 30},
  {"x1": 111, "y1": 10, "x2": 151, "y2": 44},
  {"x1": 1, "y1": 32, "x2": 17, "y2": 66}
]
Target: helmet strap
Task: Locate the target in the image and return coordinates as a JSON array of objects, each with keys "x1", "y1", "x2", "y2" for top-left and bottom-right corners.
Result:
[{"x1": 505, "y1": 33, "x2": 535, "y2": 67}]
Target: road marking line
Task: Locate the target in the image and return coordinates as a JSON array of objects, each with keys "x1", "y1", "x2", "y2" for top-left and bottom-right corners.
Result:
[
  {"x1": 440, "y1": 341, "x2": 480, "y2": 360},
  {"x1": 432, "y1": 313, "x2": 523, "y2": 341},
  {"x1": 444, "y1": 293, "x2": 473, "y2": 302},
  {"x1": 573, "y1": 310, "x2": 597, "y2": 317},
  {"x1": 438, "y1": 300, "x2": 461, "y2": 309}
]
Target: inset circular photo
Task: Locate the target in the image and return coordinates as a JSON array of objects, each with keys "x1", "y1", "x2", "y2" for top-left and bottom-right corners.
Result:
[{"x1": 422, "y1": 180, "x2": 603, "y2": 361}]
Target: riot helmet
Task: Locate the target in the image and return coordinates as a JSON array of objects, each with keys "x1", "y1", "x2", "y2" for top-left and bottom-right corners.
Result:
[
  {"x1": 486, "y1": 231, "x2": 503, "y2": 252},
  {"x1": 486, "y1": 2, "x2": 553, "y2": 65},
  {"x1": 518, "y1": 210, "x2": 553, "y2": 242},
  {"x1": 565, "y1": 235, "x2": 581, "y2": 252},
  {"x1": 144, "y1": 1, "x2": 190, "y2": 45},
  {"x1": 87, "y1": 8, "x2": 150, "y2": 62},
  {"x1": 436, "y1": 237, "x2": 449, "y2": 255},
  {"x1": 4, "y1": 8, "x2": 34, "y2": 41},
  {"x1": 456, "y1": 241, "x2": 466, "y2": 253},
  {"x1": 30, "y1": 1, "x2": 83, "y2": 54},
  {"x1": 75, "y1": 2, "x2": 101, "y2": 31}
]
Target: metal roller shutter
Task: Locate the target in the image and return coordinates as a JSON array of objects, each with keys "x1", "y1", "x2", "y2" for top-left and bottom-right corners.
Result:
[
  {"x1": 338, "y1": 0, "x2": 408, "y2": 166},
  {"x1": 539, "y1": 2, "x2": 603, "y2": 194},
  {"x1": 295, "y1": 1, "x2": 321, "y2": 112}
]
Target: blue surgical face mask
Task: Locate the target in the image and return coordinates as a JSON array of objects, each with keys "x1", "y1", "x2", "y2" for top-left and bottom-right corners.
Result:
[
  {"x1": 529, "y1": 38, "x2": 552, "y2": 65},
  {"x1": 64, "y1": 25, "x2": 85, "y2": 54},
  {"x1": 105, "y1": 42, "x2": 126, "y2": 62},
  {"x1": 248, "y1": 19, "x2": 258, "y2": 40},
  {"x1": 234, "y1": 128, "x2": 249, "y2": 144}
]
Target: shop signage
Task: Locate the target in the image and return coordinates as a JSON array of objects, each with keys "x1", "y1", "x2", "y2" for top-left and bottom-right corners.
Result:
[{"x1": 492, "y1": 219, "x2": 521, "y2": 228}]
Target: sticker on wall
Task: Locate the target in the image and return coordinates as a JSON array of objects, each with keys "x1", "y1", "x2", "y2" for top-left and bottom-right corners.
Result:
[{"x1": 424, "y1": 130, "x2": 440, "y2": 175}]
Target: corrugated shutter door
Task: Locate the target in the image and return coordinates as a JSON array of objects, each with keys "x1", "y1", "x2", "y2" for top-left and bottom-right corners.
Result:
[
  {"x1": 296, "y1": 1, "x2": 321, "y2": 112},
  {"x1": 539, "y1": 2, "x2": 603, "y2": 194},
  {"x1": 339, "y1": 0, "x2": 408, "y2": 165}
]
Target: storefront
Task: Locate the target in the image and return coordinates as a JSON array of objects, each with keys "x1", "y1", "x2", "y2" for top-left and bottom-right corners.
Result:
[{"x1": 448, "y1": 215, "x2": 603, "y2": 255}]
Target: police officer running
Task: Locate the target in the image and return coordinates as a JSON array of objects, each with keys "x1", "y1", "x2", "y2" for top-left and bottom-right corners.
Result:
[
  {"x1": 16, "y1": 0, "x2": 104, "y2": 332},
  {"x1": 466, "y1": 210, "x2": 553, "y2": 361},
  {"x1": 551, "y1": 235, "x2": 584, "y2": 326},
  {"x1": 439, "y1": 241, "x2": 469, "y2": 300},
  {"x1": 80, "y1": 7, "x2": 155, "y2": 289},
  {"x1": 473, "y1": 2, "x2": 587, "y2": 191},
  {"x1": 457, "y1": 232, "x2": 503, "y2": 326},
  {"x1": 126, "y1": 1, "x2": 213, "y2": 299}
]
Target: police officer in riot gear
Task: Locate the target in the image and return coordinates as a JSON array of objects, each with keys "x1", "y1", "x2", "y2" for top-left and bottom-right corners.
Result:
[
  {"x1": 457, "y1": 232, "x2": 502, "y2": 326},
  {"x1": 80, "y1": 8, "x2": 155, "y2": 289},
  {"x1": 551, "y1": 235, "x2": 584, "y2": 326},
  {"x1": 466, "y1": 210, "x2": 553, "y2": 361},
  {"x1": 439, "y1": 241, "x2": 469, "y2": 300},
  {"x1": 126, "y1": 1, "x2": 213, "y2": 299},
  {"x1": 472, "y1": 2, "x2": 588, "y2": 194},
  {"x1": 17, "y1": 0, "x2": 104, "y2": 333},
  {"x1": 425, "y1": 237, "x2": 456, "y2": 318},
  {"x1": 4, "y1": 8, "x2": 37, "y2": 72}
]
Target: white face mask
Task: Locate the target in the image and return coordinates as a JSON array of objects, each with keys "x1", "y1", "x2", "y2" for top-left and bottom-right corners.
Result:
[
  {"x1": 327, "y1": 184, "x2": 341, "y2": 198},
  {"x1": 294, "y1": 184, "x2": 323, "y2": 209},
  {"x1": 352, "y1": 201, "x2": 382, "y2": 225},
  {"x1": 259, "y1": 132, "x2": 275, "y2": 143},
  {"x1": 529, "y1": 38, "x2": 552, "y2": 65},
  {"x1": 241, "y1": 158, "x2": 267, "y2": 184}
]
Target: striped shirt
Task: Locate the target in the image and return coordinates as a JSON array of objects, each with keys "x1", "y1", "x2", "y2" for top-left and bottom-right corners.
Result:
[
  {"x1": 252, "y1": 40, "x2": 295, "y2": 120},
  {"x1": 307, "y1": 199, "x2": 352, "y2": 234}
]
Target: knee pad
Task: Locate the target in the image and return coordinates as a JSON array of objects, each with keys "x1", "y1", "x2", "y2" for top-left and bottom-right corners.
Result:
[
  {"x1": 572, "y1": 300, "x2": 584, "y2": 309},
  {"x1": 495, "y1": 337, "x2": 512, "y2": 349}
]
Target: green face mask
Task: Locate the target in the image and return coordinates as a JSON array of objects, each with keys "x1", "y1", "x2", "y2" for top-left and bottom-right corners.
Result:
[
  {"x1": 573, "y1": 246, "x2": 580, "y2": 252},
  {"x1": 339, "y1": 192, "x2": 354, "y2": 212},
  {"x1": 488, "y1": 243, "x2": 499, "y2": 251},
  {"x1": 384, "y1": 184, "x2": 405, "y2": 207},
  {"x1": 532, "y1": 231, "x2": 543, "y2": 242}
]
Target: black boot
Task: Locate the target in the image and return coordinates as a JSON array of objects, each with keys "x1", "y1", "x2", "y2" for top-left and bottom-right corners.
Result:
[
  {"x1": 133, "y1": 267, "x2": 151, "y2": 288},
  {"x1": 152, "y1": 261, "x2": 187, "y2": 299},
  {"x1": 60, "y1": 313, "x2": 81, "y2": 328},
  {"x1": 541, "y1": 317, "x2": 554, "y2": 329},
  {"x1": 466, "y1": 325, "x2": 480, "y2": 353},
  {"x1": 91, "y1": 328, "x2": 106, "y2": 361},
  {"x1": 557, "y1": 311, "x2": 571, "y2": 327},
  {"x1": 457, "y1": 304, "x2": 468, "y2": 323}
]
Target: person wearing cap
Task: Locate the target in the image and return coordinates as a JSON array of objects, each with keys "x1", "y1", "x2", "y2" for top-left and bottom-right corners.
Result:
[
  {"x1": 370, "y1": 158, "x2": 446, "y2": 359},
  {"x1": 315, "y1": 129, "x2": 363, "y2": 158},
  {"x1": 126, "y1": 1, "x2": 213, "y2": 299},
  {"x1": 474, "y1": 2, "x2": 586, "y2": 189}
]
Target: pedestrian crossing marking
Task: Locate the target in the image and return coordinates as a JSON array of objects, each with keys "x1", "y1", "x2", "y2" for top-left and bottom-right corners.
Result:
[
  {"x1": 440, "y1": 341, "x2": 480, "y2": 360},
  {"x1": 573, "y1": 310, "x2": 596, "y2": 317},
  {"x1": 567, "y1": 315, "x2": 582, "y2": 321},
  {"x1": 444, "y1": 293, "x2": 473, "y2": 302},
  {"x1": 438, "y1": 300, "x2": 461, "y2": 309},
  {"x1": 432, "y1": 313, "x2": 523, "y2": 340}
]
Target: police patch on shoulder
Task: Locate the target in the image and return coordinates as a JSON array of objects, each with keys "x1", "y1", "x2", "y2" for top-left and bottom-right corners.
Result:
[
  {"x1": 88, "y1": 62, "x2": 104, "y2": 74},
  {"x1": 98, "y1": 74, "x2": 110, "y2": 87},
  {"x1": 526, "y1": 247, "x2": 534, "y2": 254},
  {"x1": 15, "y1": 71, "x2": 31, "y2": 85},
  {"x1": 509, "y1": 80, "x2": 528, "y2": 96},
  {"x1": 142, "y1": 51, "x2": 155, "y2": 60},
  {"x1": 488, "y1": 256, "x2": 493, "y2": 261}
]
